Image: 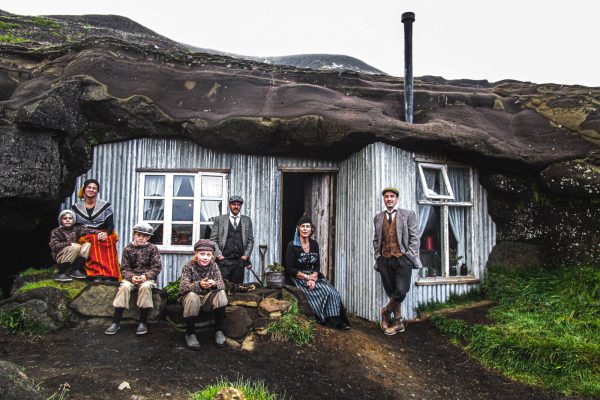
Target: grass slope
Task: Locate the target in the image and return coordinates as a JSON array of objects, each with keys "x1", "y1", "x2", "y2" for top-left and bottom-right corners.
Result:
[{"x1": 432, "y1": 265, "x2": 600, "y2": 396}]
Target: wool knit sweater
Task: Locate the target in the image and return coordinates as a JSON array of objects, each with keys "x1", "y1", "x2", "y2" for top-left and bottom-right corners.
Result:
[
  {"x1": 48, "y1": 224, "x2": 98, "y2": 260},
  {"x1": 120, "y1": 242, "x2": 162, "y2": 281},
  {"x1": 178, "y1": 259, "x2": 225, "y2": 299}
]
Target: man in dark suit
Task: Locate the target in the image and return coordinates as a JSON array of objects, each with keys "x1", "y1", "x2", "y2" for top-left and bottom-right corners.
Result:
[
  {"x1": 373, "y1": 187, "x2": 422, "y2": 335},
  {"x1": 209, "y1": 195, "x2": 254, "y2": 284}
]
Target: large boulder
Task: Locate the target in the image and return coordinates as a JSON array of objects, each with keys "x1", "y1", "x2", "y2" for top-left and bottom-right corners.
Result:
[
  {"x1": 0, "y1": 361, "x2": 45, "y2": 400},
  {"x1": 485, "y1": 241, "x2": 542, "y2": 269},
  {"x1": 0, "y1": 287, "x2": 69, "y2": 332},
  {"x1": 69, "y1": 283, "x2": 166, "y2": 322}
]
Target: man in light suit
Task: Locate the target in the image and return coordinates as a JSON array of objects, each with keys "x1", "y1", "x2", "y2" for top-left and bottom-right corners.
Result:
[
  {"x1": 209, "y1": 195, "x2": 254, "y2": 284},
  {"x1": 373, "y1": 187, "x2": 422, "y2": 335}
]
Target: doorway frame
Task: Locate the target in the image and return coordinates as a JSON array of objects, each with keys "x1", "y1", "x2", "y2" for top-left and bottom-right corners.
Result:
[{"x1": 278, "y1": 166, "x2": 338, "y2": 281}]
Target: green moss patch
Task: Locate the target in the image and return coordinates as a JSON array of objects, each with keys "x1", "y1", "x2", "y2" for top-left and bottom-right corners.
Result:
[
  {"x1": 19, "y1": 267, "x2": 54, "y2": 278},
  {"x1": 16, "y1": 279, "x2": 86, "y2": 302},
  {"x1": 431, "y1": 264, "x2": 600, "y2": 396},
  {"x1": 0, "y1": 34, "x2": 26, "y2": 43}
]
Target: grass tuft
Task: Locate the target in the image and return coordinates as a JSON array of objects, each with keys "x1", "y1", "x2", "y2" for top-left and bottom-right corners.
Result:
[
  {"x1": 0, "y1": 307, "x2": 49, "y2": 335},
  {"x1": 0, "y1": 21, "x2": 20, "y2": 29},
  {"x1": 267, "y1": 301, "x2": 315, "y2": 345},
  {"x1": 190, "y1": 376, "x2": 283, "y2": 400},
  {"x1": 432, "y1": 264, "x2": 600, "y2": 396},
  {"x1": 16, "y1": 279, "x2": 86, "y2": 302},
  {"x1": 28, "y1": 16, "x2": 60, "y2": 28}
]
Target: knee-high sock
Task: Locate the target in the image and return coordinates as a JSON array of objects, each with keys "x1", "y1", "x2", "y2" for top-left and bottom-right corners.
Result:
[
  {"x1": 185, "y1": 316, "x2": 196, "y2": 335},
  {"x1": 214, "y1": 307, "x2": 226, "y2": 331},
  {"x1": 139, "y1": 308, "x2": 150, "y2": 324},
  {"x1": 113, "y1": 307, "x2": 125, "y2": 324}
]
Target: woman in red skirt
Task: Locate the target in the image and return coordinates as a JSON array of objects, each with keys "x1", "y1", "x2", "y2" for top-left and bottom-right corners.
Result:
[{"x1": 72, "y1": 179, "x2": 121, "y2": 282}]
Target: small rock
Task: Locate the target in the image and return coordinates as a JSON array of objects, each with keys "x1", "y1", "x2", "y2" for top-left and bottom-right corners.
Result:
[
  {"x1": 228, "y1": 293, "x2": 261, "y2": 308},
  {"x1": 214, "y1": 386, "x2": 245, "y2": 400},
  {"x1": 225, "y1": 337, "x2": 241, "y2": 348},
  {"x1": 258, "y1": 298, "x2": 290, "y2": 319},
  {"x1": 223, "y1": 306, "x2": 253, "y2": 340},
  {"x1": 241, "y1": 333, "x2": 255, "y2": 351},
  {"x1": 118, "y1": 381, "x2": 131, "y2": 390}
]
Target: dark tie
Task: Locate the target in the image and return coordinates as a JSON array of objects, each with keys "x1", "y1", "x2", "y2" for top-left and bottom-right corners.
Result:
[{"x1": 387, "y1": 210, "x2": 396, "y2": 222}]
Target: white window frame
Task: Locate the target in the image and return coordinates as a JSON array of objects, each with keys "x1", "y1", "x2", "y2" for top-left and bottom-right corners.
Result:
[
  {"x1": 138, "y1": 171, "x2": 228, "y2": 253},
  {"x1": 416, "y1": 161, "x2": 478, "y2": 283},
  {"x1": 417, "y1": 162, "x2": 455, "y2": 200}
]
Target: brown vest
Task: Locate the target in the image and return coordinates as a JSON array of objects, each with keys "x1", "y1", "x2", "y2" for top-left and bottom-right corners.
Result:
[{"x1": 382, "y1": 213, "x2": 403, "y2": 258}]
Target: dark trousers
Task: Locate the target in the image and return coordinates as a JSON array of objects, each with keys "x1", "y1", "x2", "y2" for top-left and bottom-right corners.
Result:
[
  {"x1": 218, "y1": 258, "x2": 245, "y2": 284},
  {"x1": 377, "y1": 255, "x2": 413, "y2": 303}
]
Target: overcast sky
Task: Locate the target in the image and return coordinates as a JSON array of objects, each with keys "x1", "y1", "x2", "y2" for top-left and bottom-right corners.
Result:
[{"x1": 4, "y1": 1, "x2": 599, "y2": 86}]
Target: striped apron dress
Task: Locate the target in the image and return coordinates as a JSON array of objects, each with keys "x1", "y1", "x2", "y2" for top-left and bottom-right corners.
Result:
[{"x1": 290, "y1": 251, "x2": 342, "y2": 322}]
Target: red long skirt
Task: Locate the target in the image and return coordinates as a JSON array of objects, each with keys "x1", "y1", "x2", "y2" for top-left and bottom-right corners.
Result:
[{"x1": 79, "y1": 231, "x2": 121, "y2": 279}]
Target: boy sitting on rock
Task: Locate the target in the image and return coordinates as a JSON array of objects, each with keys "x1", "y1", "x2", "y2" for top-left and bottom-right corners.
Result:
[
  {"x1": 49, "y1": 209, "x2": 99, "y2": 282},
  {"x1": 179, "y1": 239, "x2": 228, "y2": 350},
  {"x1": 105, "y1": 222, "x2": 162, "y2": 336}
]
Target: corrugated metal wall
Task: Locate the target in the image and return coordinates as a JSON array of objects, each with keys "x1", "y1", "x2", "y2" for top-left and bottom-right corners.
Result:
[
  {"x1": 64, "y1": 138, "x2": 336, "y2": 287},
  {"x1": 334, "y1": 143, "x2": 496, "y2": 321},
  {"x1": 64, "y1": 139, "x2": 495, "y2": 321}
]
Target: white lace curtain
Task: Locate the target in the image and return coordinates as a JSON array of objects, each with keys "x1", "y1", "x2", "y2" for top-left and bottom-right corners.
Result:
[
  {"x1": 144, "y1": 176, "x2": 164, "y2": 221},
  {"x1": 447, "y1": 168, "x2": 469, "y2": 265},
  {"x1": 418, "y1": 169, "x2": 437, "y2": 235}
]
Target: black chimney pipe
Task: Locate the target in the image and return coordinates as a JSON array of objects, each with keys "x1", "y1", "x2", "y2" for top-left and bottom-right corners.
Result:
[{"x1": 402, "y1": 11, "x2": 415, "y2": 124}]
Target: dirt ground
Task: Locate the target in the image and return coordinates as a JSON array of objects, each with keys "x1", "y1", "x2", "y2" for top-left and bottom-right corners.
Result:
[{"x1": 0, "y1": 305, "x2": 585, "y2": 400}]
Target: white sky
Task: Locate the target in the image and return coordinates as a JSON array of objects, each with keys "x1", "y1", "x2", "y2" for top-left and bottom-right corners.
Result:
[{"x1": 4, "y1": 0, "x2": 599, "y2": 86}]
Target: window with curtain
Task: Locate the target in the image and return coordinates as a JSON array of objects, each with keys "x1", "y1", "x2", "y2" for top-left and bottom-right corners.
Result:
[
  {"x1": 139, "y1": 172, "x2": 228, "y2": 251},
  {"x1": 417, "y1": 162, "x2": 473, "y2": 279}
]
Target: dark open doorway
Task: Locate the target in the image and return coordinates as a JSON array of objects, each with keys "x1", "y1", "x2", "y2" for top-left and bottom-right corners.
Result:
[{"x1": 281, "y1": 171, "x2": 337, "y2": 280}]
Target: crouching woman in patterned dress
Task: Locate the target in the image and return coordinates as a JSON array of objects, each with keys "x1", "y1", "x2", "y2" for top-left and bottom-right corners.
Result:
[
  {"x1": 178, "y1": 239, "x2": 228, "y2": 350},
  {"x1": 285, "y1": 215, "x2": 350, "y2": 330}
]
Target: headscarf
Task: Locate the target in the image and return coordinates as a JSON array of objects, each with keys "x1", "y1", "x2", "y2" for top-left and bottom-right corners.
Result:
[
  {"x1": 78, "y1": 178, "x2": 101, "y2": 199},
  {"x1": 293, "y1": 215, "x2": 314, "y2": 246},
  {"x1": 58, "y1": 209, "x2": 76, "y2": 227}
]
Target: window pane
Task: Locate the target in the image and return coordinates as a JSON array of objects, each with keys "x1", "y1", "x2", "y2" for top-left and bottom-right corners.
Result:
[
  {"x1": 172, "y1": 200, "x2": 194, "y2": 221},
  {"x1": 200, "y1": 200, "x2": 223, "y2": 222},
  {"x1": 173, "y1": 175, "x2": 195, "y2": 197},
  {"x1": 148, "y1": 223, "x2": 164, "y2": 245},
  {"x1": 423, "y1": 167, "x2": 450, "y2": 197},
  {"x1": 201, "y1": 176, "x2": 223, "y2": 198},
  {"x1": 449, "y1": 206, "x2": 471, "y2": 276},
  {"x1": 144, "y1": 175, "x2": 165, "y2": 196},
  {"x1": 419, "y1": 205, "x2": 442, "y2": 277},
  {"x1": 448, "y1": 167, "x2": 470, "y2": 202},
  {"x1": 200, "y1": 224, "x2": 213, "y2": 239},
  {"x1": 143, "y1": 199, "x2": 164, "y2": 220},
  {"x1": 172, "y1": 224, "x2": 193, "y2": 246}
]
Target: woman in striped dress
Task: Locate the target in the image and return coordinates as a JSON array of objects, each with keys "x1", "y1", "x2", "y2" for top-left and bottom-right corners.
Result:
[
  {"x1": 285, "y1": 216, "x2": 350, "y2": 330},
  {"x1": 72, "y1": 179, "x2": 121, "y2": 282}
]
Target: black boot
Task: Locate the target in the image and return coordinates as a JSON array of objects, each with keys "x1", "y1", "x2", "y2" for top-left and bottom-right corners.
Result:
[
  {"x1": 185, "y1": 317, "x2": 200, "y2": 350},
  {"x1": 136, "y1": 308, "x2": 150, "y2": 336},
  {"x1": 68, "y1": 256, "x2": 87, "y2": 280},
  {"x1": 105, "y1": 307, "x2": 124, "y2": 335},
  {"x1": 214, "y1": 307, "x2": 226, "y2": 348},
  {"x1": 54, "y1": 263, "x2": 72, "y2": 282}
]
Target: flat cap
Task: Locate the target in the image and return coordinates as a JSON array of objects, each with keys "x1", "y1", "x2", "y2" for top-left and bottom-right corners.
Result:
[
  {"x1": 381, "y1": 187, "x2": 400, "y2": 196},
  {"x1": 228, "y1": 195, "x2": 244, "y2": 204},
  {"x1": 132, "y1": 222, "x2": 154, "y2": 236},
  {"x1": 194, "y1": 239, "x2": 216, "y2": 252}
]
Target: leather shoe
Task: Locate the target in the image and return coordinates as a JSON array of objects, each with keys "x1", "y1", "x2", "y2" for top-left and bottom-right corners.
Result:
[
  {"x1": 337, "y1": 322, "x2": 351, "y2": 330},
  {"x1": 135, "y1": 323, "x2": 148, "y2": 336},
  {"x1": 54, "y1": 273, "x2": 73, "y2": 282},
  {"x1": 104, "y1": 323, "x2": 120, "y2": 335},
  {"x1": 214, "y1": 331, "x2": 226, "y2": 348},
  {"x1": 186, "y1": 334, "x2": 200, "y2": 350},
  {"x1": 69, "y1": 269, "x2": 87, "y2": 280}
]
